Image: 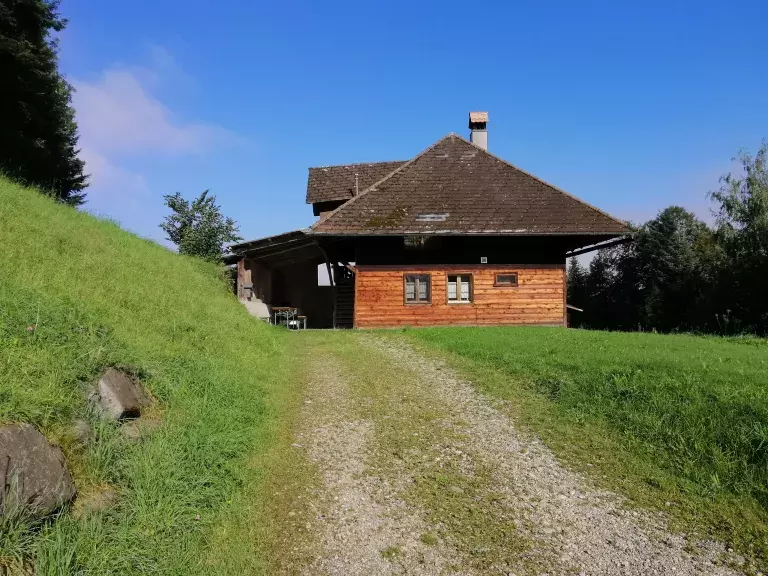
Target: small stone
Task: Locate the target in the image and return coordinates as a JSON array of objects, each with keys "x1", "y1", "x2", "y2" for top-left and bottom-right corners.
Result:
[
  {"x1": 0, "y1": 423, "x2": 77, "y2": 519},
  {"x1": 291, "y1": 443, "x2": 304, "y2": 448},
  {"x1": 446, "y1": 485, "x2": 464, "y2": 495},
  {"x1": 94, "y1": 368, "x2": 150, "y2": 421}
]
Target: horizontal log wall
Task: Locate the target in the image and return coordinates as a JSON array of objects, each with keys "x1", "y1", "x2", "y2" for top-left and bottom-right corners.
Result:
[{"x1": 354, "y1": 264, "x2": 565, "y2": 328}]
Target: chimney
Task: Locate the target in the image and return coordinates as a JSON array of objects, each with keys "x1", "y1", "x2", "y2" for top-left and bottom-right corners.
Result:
[{"x1": 468, "y1": 111, "x2": 488, "y2": 150}]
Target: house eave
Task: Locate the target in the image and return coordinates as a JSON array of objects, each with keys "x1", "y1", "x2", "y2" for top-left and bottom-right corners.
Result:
[{"x1": 308, "y1": 230, "x2": 631, "y2": 237}]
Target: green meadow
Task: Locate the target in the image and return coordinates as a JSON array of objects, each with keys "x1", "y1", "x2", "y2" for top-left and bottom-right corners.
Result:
[
  {"x1": 406, "y1": 326, "x2": 768, "y2": 566},
  {"x1": 0, "y1": 177, "x2": 295, "y2": 574}
]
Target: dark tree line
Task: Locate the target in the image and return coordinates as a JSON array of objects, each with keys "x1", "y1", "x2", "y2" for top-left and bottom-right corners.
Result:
[
  {"x1": 569, "y1": 143, "x2": 768, "y2": 336},
  {"x1": 0, "y1": 0, "x2": 87, "y2": 204}
]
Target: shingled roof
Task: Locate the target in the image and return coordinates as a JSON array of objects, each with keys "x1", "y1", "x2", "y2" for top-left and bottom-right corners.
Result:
[
  {"x1": 306, "y1": 160, "x2": 406, "y2": 204},
  {"x1": 310, "y1": 134, "x2": 630, "y2": 236}
]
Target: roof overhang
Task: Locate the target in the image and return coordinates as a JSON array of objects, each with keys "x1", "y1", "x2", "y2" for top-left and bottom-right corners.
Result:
[
  {"x1": 565, "y1": 235, "x2": 633, "y2": 257},
  {"x1": 226, "y1": 228, "x2": 633, "y2": 266},
  {"x1": 224, "y1": 229, "x2": 324, "y2": 267},
  {"x1": 308, "y1": 230, "x2": 630, "y2": 237}
]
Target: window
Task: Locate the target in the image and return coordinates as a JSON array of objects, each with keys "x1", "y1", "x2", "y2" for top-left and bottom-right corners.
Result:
[
  {"x1": 495, "y1": 273, "x2": 518, "y2": 287},
  {"x1": 447, "y1": 274, "x2": 473, "y2": 303},
  {"x1": 404, "y1": 274, "x2": 431, "y2": 304}
]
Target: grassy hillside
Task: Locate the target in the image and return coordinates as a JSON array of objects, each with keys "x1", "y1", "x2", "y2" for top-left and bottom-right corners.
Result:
[
  {"x1": 0, "y1": 178, "x2": 292, "y2": 574},
  {"x1": 406, "y1": 327, "x2": 768, "y2": 567}
]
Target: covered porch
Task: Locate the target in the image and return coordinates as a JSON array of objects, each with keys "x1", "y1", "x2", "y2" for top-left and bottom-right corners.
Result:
[{"x1": 225, "y1": 231, "x2": 354, "y2": 329}]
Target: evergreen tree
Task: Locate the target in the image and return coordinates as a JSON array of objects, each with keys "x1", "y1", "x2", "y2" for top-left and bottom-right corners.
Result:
[
  {"x1": 160, "y1": 190, "x2": 242, "y2": 261},
  {"x1": 584, "y1": 250, "x2": 616, "y2": 329},
  {"x1": 634, "y1": 207, "x2": 715, "y2": 331},
  {"x1": 566, "y1": 259, "x2": 589, "y2": 327},
  {"x1": 0, "y1": 0, "x2": 87, "y2": 204}
]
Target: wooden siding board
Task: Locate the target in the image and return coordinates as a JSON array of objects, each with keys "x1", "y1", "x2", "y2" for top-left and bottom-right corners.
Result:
[{"x1": 354, "y1": 265, "x2": 565, "y2": 328}]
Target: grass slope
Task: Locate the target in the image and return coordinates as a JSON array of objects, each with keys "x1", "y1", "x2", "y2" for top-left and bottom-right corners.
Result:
[
  {"x1": 406, "y1": 327, "x2": 768, "y2": 569},
  {"x1": 0, "y1": 178, "x2": 291, "y2": 574}
]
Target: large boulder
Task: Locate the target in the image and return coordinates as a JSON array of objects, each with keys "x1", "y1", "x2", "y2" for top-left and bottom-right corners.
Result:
[
  {"x1": 0, "y1": 424, "x2": 77, "y2": 519},
  {"x1": 95, "y1": 368, "x2": 150, "y2": 421}
]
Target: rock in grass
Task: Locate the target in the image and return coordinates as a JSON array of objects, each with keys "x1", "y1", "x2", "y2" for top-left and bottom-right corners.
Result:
[
  {"x1": 0, "y1": 423, "x2": 77, "y2": 519},
  {"x1": 95, "y1": 368, "x2": 150, "y2": 421}
]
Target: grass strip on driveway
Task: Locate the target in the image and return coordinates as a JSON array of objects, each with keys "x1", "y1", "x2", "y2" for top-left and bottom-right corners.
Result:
[
  {"x1": 402, "y1": 326, "x2": 768, "y2": 572},
  {"x1": 310, "y1": 331, "x2": 542, "y2": 574}
]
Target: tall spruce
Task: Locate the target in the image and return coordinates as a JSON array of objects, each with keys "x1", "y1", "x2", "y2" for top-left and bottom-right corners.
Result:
[{"x1": 0, "y1": 0, "x2": 87, "y2": 205}]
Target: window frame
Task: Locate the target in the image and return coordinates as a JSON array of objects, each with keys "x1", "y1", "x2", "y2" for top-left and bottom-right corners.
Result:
[
  {"x1": 446, "y1": 273, "x2": 474, "y2": 304},
  {"x1": 403, "y1": 274, "x2": 432, "y2": 305},
  {"x1": 494, "y1": 272, "x2": 519, "y2": 287}
]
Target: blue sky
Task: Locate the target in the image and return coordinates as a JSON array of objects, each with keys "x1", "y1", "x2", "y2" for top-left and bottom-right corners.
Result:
[{"x1": 58, "y1": 0, "x2": 768, "y2": 245}]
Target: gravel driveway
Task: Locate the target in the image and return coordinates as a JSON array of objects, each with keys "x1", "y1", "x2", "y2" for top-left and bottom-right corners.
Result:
[{"x1": 282, "y1": 332, "x2": 743, "y2": 575}]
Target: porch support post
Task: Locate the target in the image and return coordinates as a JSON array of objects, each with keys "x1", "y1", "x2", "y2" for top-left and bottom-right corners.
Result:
[
  {"x1": 563, "y1": 260, "x2": 568, "y2": 327},
  {"x1": 236, "y1": 258, "x2": 246, "y2": 299},
  {"x1": 313, "y1": 239, "x2": 336, "y2": 329}
]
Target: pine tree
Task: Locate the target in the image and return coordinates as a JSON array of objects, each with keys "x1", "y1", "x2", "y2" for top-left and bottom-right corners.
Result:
[{"x1": 0, "y1": 0, "x2": 87, "y2": 205}]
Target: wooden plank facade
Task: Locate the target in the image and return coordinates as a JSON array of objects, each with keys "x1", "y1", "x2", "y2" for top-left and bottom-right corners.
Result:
[{"x1": 354, "y1": 264, "x2": 565, "y2": 328}]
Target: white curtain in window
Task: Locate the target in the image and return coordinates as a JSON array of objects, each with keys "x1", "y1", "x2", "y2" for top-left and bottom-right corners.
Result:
[
  {"x1": 460, "y1": 277, "x2": 470, "y2": 301},
  {"x1": 406, "y1": 279, "x2": 415, "y2": 300},
  {"x1": 448, "y1": 279, "x2": 457, "y2": 300}
]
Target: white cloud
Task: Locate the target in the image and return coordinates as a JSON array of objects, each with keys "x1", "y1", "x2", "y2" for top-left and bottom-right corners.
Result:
[
  {"x1": 72, "y1": 68, "x2": 235, "y2": 156},
  {"x1": 78, "y1": 147, "x2": 156, "y2": 232},
  {"x1": 70, "y1": 47, "x2": 246, "y2": 240},
  {"x1": 79, "y1": 147, "x2": 148, "y2": 192}
]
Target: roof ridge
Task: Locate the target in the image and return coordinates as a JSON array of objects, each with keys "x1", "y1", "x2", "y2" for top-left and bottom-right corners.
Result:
[
  {"x1": 308, "y1": 134, "x2": 458, "y2": 232},
  {"x1": 308, "y1": 159, "x2": 407, "y2": 170},
  {"x1": 451, "y1": 133, "x2": 629, "y2": 229}
]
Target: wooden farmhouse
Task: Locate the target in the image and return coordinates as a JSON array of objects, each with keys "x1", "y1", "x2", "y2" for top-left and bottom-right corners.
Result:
[{"x1": 228, "y1": 113, "x2": 630, "y2": 329}]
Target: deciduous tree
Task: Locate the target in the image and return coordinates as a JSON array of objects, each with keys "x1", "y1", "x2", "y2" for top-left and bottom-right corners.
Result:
[
  {"x1": 710, "y1": 142, "x2": 768, "y2": 333},
  {"x1": 160, "y1": 190, "x2": 242, "y2": 261}
]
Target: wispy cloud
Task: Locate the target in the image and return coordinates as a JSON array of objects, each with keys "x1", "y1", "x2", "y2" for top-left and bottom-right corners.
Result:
[
  {"x1": 73, "y1": 69, "x2": 236, "y2": 157},
  {"x1": 71, "y1": 47, "x2": 246, "y2": 239}
]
